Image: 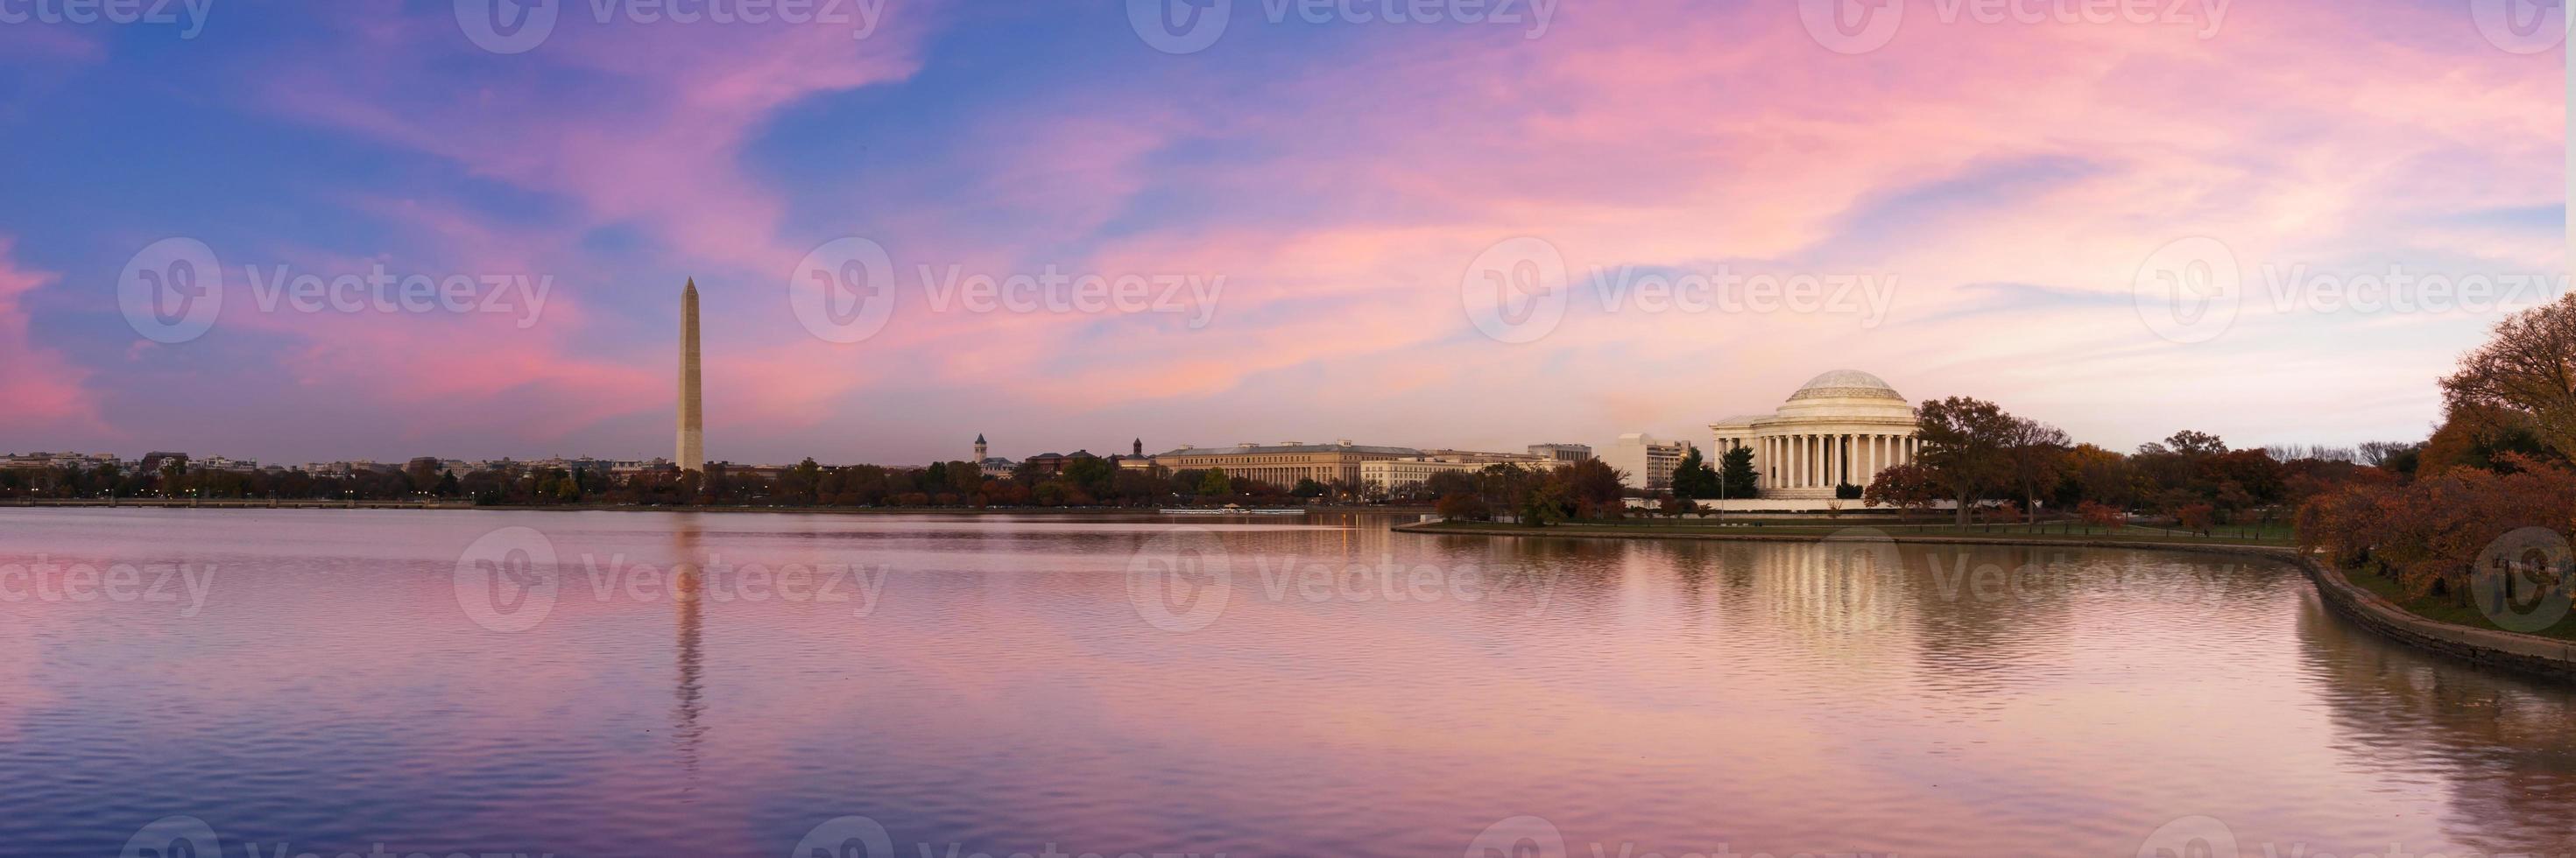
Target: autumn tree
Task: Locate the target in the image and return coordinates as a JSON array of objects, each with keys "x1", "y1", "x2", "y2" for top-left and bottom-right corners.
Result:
[
  {"x1": 1863, "y1": 462, "x2": 1942, "y2": 521},
  {"x1": 1556, "y1": 458, "x2": 1629, "y2": 517},
  {"x1": 2441, "y1": 290, "x2": 2576, "y2": 459},
  {"x1": 2001, "y1": 418, "x2": 2070, "y2": 524},
  {"x1": 1915, "y1": 397, "x2": 2019, "y2": 526}
]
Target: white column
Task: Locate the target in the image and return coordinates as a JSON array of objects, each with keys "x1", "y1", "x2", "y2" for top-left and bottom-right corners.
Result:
[
  {"x1": 1817, "y1": 434, "x2": 1827, "y2": 488},
  {"x1": 1795, "y1": 435, "x2": 1807, "y2": 489},
  {"x1": 1836, "y1": 433, "x2": 1847, "y2": 486},
  {"x1": 1855, "y1": 434, "x2": 1867, "y2": 485},
  {"x1": 1833, "y1": 434, "x2": 1843, "y2": 487},
  {"x1": 1827, "y1": 433, "x2": 1839, "y2": 487}
]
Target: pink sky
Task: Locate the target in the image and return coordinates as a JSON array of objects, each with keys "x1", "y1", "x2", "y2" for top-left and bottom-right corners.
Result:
[{"x1": 0, "y1": 0, "x2": 2561, "y2": 464}]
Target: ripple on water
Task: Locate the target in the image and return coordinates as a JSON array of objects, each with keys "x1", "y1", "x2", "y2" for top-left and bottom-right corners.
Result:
[{"x1": 1, "y1": 510, "x2": 2572, "y2": 857}]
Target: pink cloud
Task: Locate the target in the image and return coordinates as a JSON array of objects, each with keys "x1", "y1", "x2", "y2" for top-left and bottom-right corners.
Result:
[
  {"x1": 256, "y1": 4, "x2": 939, "y2": 274},
  {"x1": 0, "y1": 238, "x2": 107, "y2": 439},
  {"x1": 850, "y1": 0, "x2": 2558, "y2": 450},
  {"x1": 67, "y1": 1, "x2": 2548, "y2": 461}
]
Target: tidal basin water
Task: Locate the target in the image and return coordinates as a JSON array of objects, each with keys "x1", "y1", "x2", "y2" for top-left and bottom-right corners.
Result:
[{"x1": 4, "y1": 509, "x2": 2574, "y2": 858}]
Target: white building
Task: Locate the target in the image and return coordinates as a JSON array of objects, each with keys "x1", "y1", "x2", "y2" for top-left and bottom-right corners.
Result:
[
  {"x1": 1605, "y1": 433, "x2": 1694, "y2": 490},
  {"x1": 1527, "y1": 443, "x2": 1593, "y2": 462},
  {"x1": 1710, "y1": 369, "x2": 1921, "y2": 500},
  {"x1": 1361, "y1": 454, "x2": 1557, "y2": 490}
]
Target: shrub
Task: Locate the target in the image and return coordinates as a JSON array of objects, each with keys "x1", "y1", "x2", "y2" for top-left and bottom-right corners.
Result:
[{"x1": 2296, "y1": 454, "x2": 2576, "y2": 605}]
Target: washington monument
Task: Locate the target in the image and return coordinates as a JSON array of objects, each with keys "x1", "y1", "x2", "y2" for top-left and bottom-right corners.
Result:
[{"x1": 677, "y1": 278, "x2": 703, "y2": 473}]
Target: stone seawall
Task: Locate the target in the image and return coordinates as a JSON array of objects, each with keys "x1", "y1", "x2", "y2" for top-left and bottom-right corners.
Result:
[{"x1": 1394, "y1": 521, "x2": 2576, "y2": 683}]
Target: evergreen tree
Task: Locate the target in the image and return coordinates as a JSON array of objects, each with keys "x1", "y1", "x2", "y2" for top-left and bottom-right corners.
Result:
[
  {"x1": 1671, "y1": 447, "x2": 1719, "y2": 499},
  {"x1": 1719, "y1": 447, "x2": 1758, "y2": 497}
]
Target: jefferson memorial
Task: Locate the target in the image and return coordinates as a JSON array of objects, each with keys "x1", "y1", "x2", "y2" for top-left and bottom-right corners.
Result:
[{"x1": 1710, "y1": 369, "x2": 1921, "y2": 500}]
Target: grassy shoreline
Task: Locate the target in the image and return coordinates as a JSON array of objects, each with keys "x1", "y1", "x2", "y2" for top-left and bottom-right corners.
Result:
[{"x1": 1400, "y1": 519, "x2": 2576, "y2": 645}]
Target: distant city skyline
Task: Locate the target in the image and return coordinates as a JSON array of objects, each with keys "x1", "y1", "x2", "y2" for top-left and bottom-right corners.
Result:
[{"x1": 0, "y1": 3, "x2": 2558, "y2": 465}]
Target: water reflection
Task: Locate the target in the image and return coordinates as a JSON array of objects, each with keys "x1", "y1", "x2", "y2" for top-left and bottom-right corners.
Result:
[
  {"x1": 672, "y1": 516, "x2": 706, "y2": 790},
  {"x1": 2296, "y1": 591, "x2": 2576, "y2": 854},
  {"x1": 0, "y1": 510, "x2": 2571, "y2": 857}
]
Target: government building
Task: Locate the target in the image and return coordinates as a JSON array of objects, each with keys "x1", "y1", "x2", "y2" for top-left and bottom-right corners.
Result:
[
  {"x1": 1710, "y1": 369, "x2": 1921, "y2": 500},
  {"x1": 1150, "y1": 441, "x2": 1428, "y2": 488}
]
